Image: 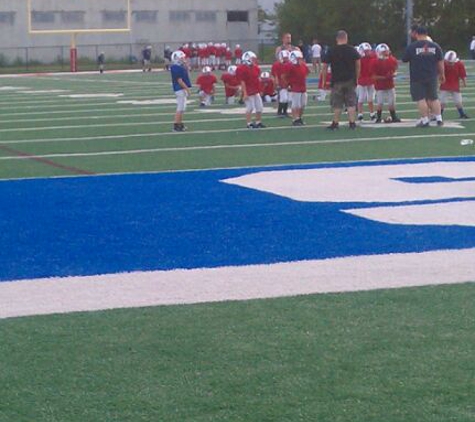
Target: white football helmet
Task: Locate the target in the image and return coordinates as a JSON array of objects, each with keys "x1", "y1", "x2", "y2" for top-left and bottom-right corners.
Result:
[
  {"x1": 202, "y1": 66, "x2": 212, "y2": 74},
  {"x1": 260, "y1": 71, "x2": 270, "y2": 79},
  {"x1": 289, "y1": 49, "x2": 303, "y2": 64},
  {"x1": 375, "y1": 43, "x2": 390, "y2": 58},
  {"x1": 360, "y1": 42, "x2": 372, "y2": 51},
  {"x1": 278, "y1": 49, "x2": 290, "y2": 63},
  {"x1": 235, "y1": 44, "x2": 241, "y2": 49},
  {"x1": 356, "y1": 45, "x2": 365, "y2": 57},
  {"x1": 171, "y1": 50, "x2": 186, "y2": 64},
  {"x1": 242, "y1": 51, "x2": 257, "y2": 65},
  {"x1": 444, "y1": 50, "x2": 458, "y2": 63},
  {"x1": 227, "y1": 65, "x2": 237, "y2": 75}
]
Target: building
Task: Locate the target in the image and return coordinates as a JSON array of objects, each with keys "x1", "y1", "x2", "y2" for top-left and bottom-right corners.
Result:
[{"x1": 0, "y1": 0, "x2": 258, "y2": 64}]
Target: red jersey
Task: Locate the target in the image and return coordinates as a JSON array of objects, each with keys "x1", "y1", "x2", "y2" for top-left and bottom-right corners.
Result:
[
  {"x1": 234, "y1": 48, "x2": 243, "y2": 59},
  {"x1": 318, "y1": 69, "x2": 331, "y2": 89},
  {"x1": 221, "y1": 73, "x2": 240, "y2": 96},
  {"x1": 260, "y1": 78, "x2": 275, "y2": 96},
  {"x1": 286, "y1": 62, "x2": 309, "y2": 93},
  {"x1": 440, "y1": 61, "x2": 467, "y2": 92},
  {"x1": 358, "y1": 54, "x2": 377, "y2": 86},
  {"x1": 198, "y1": 46, "x2": 208, "y2": 59},
  {"x1": 372, "y1": 56, "x2": 398, "y2": 90},
  {"x1": 208, "y1": 45, "x2": 217, "y2": 56},
  {"x1": 181, "y1": 47, "x2": 191, "y2": 58},
  {"x1": 236, "y1": 64, "x2": 261, "y2": 96},
  {"x1": 271, "y1": 61, "x2": 292, "y2": 87},
  {"x1": 225, "y1": 49, "x2": 233, "y2": 60},
  {"x1": 196, "y1": 74, "x2": 217, "y2": 94}
]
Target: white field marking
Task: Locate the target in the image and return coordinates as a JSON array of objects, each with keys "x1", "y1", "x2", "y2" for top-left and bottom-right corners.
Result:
[
  {"x1": 0, "y1": 115, "x2": 466, "y2": 135},
  {"x1": 1, "y1": 130, "x2": 475, "y2": 158},
  {"x1": 117, "y1": 98, "x2": 194, "y2": 105},
  {"x1": 18, "y1": 89, "x2": 69, "y2": 94},
  {"x1": 361, "y1": 120, "x2": 464, "y2": 129},
  {"x1": 0, "y1": 86, "x2": 28, "y2": 91},
  {"x1": 0, "y1": 248, "x2": 474, "y2": 319},
  {"x1": 345, "y1": 200, "x2": 475, "y2": 227},
  {"x1": 58, "y1": 93, "x2": 124, "y2": 98},
  {"x1": 199, "y1": 107, "x2": 277, "y2": 115},
  {"x1": 223, "y1": 161, "x2": 475, "y2": 203}
]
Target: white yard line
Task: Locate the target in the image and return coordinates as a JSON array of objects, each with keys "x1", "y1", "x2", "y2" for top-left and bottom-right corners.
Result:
[
  {"x1": 1, "y1": 249, "x2": 474, "y2": 319},
  {"x1": 1, "y1": 131, "x2": 474, "y2": 161},
  {"x1": 1, "y1": 131, "x2": 474, "y2": 160}
]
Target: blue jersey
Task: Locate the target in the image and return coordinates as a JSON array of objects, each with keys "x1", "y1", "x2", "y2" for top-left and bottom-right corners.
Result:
[{"x1": 170, "y1": 64, "x2": 192, "y2": 92}]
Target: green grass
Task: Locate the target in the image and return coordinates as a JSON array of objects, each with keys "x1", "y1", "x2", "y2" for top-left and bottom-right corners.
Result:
[
  {"x1": 0, "y1": 65, "x2": 474, "y2": 421},
  {"x1": 1, "y1": 284, "x2": 474, "y2": 421}
]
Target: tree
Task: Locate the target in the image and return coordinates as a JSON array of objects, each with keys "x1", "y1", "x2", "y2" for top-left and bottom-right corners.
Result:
[{"x1": 276, "y1": 0, "x2": 475, "y2": 56}]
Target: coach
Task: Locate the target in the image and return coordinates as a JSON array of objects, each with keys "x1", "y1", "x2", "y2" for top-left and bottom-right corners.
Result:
[
  {"x1": 402, "y1": 26, "x2": 445, "y2": 127},
  {"x1": 322, "y1": 30, "x2": 361, "y2": 130}
]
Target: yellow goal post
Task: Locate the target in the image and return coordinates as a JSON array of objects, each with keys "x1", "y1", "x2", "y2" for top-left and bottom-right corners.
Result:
[{"x1": 27, "y1": 0, "x2": 132, "y2": 71}]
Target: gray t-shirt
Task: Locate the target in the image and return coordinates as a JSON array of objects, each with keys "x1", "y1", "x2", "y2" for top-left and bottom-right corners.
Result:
[{"x1": 402, "y1": 40, "x2": 443, "y2": 82}]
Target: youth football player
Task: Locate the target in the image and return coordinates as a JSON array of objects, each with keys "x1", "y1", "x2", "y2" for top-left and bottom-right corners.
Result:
[
  {"x1": 283, "y1": 50, "x2": 309, "y2": 126},
  {"x1": 357, "y1": 42, "x2": 377, "y2": 121},
  {"x1": 196, "y1": 66, "x2": 217, "y2": 107},
  {"x1": 236, "y1": 51, "x2": 266, "y2": 128},
  {"x1": 260, "y1": 71, "x2": 276, "y2": 103},
  {"x1": 372, "y1": 43, "x2": 401, "y2": 123},
  {"x1": 221, "y1": 65, "x2": 241, "y2": 104},
  {"x1": 440, "y1": 50, "x2": 469, "y2": 119},
  {"x1": 271, "y1": 50, "x2": 292, "y2": 117},
  {"x1": 170, "y1": 50, "x2": 192, "y2": 132}
]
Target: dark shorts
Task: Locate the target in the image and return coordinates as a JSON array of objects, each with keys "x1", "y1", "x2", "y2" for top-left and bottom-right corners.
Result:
[
  {"x1": 331, "y1": 80, "x2": 357, "y2": 109},
  {"x1": 410, "y1": 79, "x2": 439, "y2": 102}
]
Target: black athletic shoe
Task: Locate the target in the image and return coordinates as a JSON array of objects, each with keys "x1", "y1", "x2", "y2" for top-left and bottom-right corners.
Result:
[
  {"x1": 254, "y1": 122, "x2": 266, "y2": 128},
  {"x1": 292, "y1": 119, "x2": 303, "y2": 126},
  {"x1": 391, "y1": 116, "x2": 401, "y2": 123},
  {"x1": 375, "y1": 117, "x2": 382, "y2": 123},
  {"x1": 247, "y1": 122, "x2": 256, "y2": 129},
  {"x1": 436, "y1": 120, "x2": 444, "y2": 127},
  {"x1": 416, "y1": 121, "x2": 429, "y2": 128},
  {"x1": 327, "y1": 121, "x2": 339, "y2": 130},
  {"x1": 349, "y1": 122, "x2": 357, "y2": 130},
  {"x1": 461, "y1": 114, "x2": 469, "y2": 119}
]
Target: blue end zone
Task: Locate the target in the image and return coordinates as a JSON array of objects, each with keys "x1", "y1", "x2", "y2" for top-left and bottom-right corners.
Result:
[{"x1": 1, "y1": 157, "x2": 474, "y2": 282}]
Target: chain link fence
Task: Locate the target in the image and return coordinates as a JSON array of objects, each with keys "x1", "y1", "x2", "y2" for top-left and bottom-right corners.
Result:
[{"x1": 0, "y1": 39, "x2": 277, "y2": 73}]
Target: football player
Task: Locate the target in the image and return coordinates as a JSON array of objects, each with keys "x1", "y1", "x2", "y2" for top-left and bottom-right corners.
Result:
[
  {"x1": 283, "y1": 50, "x2": 309, "y2": 126},
  {"x1": 221, "y1": 65, "x2": 241, "y2": 104},
  {"x1": 142, "y1": 45, "x2": 152, "y2": 72},
  {"x1": 236, "y1": 51, "x2": 266, "y2": 128},
  {"x1": 372, "y1": 43, "x2": 401, "y2": 123},
  {"x1": 196, "y1": 66, "x2": 217, "y2": 107},
  {"x1": 170, "y1": 50, "x2": 192, "y2": 132},
  {"x1": 260, "y1": 71, "x2": 276, "y2": 103},
  {"x1": 440, "y1": 50, "x2": 469, "y2": 119},
  {"x1": 357, "y1": 42, "x2": 377, "y2": 121},
  {"x1": 271, "y1": 50, "x2": 292, "y2": 117}
]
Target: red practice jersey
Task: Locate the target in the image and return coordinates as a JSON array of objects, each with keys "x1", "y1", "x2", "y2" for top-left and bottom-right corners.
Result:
[
  {"x1": 440, "y1": 61, "x2": 467, "y2": 92},
  {"x1": 196, "y1": 74, "x2": 217, "y2": 94},
  {"x1": 271, "y1": 60, "x2": 292, "y2": 88},
  {"x1": 260, "y1": 78, "x2": 275, "y2": 96},
  {"x1": 236, "y1": 64, "x2": 261, "y2": 96},
  {"x1": 221, "y1": 73, "x2": 240, "y2": 97},
  {"x1": 234, "y1": 48, "x2": 243, "y2": 60},
  {"x1": 286, "y1": 62, "x2": 310, "y2": 93},
  {"x1": 372, "y1": 55, "x2": 398, "y2": 90},
  {"x1": 358, "y1": 54, "x2": 377, "y2": 86}
]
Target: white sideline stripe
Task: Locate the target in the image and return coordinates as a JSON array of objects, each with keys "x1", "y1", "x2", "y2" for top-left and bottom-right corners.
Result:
[
  {"x1": 0, "y1": 249, "x2": 474, "y2": 319},
  {"x1": 1, "y1": 131, "x2": 474, "y2": 160}
]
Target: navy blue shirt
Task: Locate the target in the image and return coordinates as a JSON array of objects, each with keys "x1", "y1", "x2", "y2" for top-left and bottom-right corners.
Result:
[
  {"x1": 170, "y1": 64, "x2": 191, "y2": 92},
  {"x1": 402, "y1": 40, "x2": 443, "y2": 82}
]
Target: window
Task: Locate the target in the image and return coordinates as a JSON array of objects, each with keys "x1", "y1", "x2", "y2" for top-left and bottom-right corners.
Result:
[
  {"x1": 0, "y1": 11, "x2": 15, "y2": 25},
  {"x1": 169, "y1": 11, "x2": 190, "y2": 22},
  {"x1": 227, "y1": 11, "x2": 248, "y2": 22},
  {"x1": 60, "y1": 11, "x2": 85, "y2": 24},
  {"x1": 134, "y1": 10, "x2": 158, "y2": 23},
  {"x1": 102, "y1": 10, "x2": 126, "y2": 22},
  {"x1": 32, "y1": 11, "x2": 55, "y2": 23},
  {"x1": 195, "y1": 11, "x2": 216, "y2": 22}
]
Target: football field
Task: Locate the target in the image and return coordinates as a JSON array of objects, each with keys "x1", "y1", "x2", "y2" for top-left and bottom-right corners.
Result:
[{"x1": 1, "y1": 65, "x2": 475, "y2": 421}]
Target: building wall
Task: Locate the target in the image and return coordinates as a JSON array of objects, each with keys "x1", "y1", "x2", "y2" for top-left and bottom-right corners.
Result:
[{"x1": 0, "y1": 0, "x2": 258, "y2": 62}]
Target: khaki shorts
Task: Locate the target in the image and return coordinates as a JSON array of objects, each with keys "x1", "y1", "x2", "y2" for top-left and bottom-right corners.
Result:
[{"x1": 331, "y1": 80, "x2": 357, "y2": 109}]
